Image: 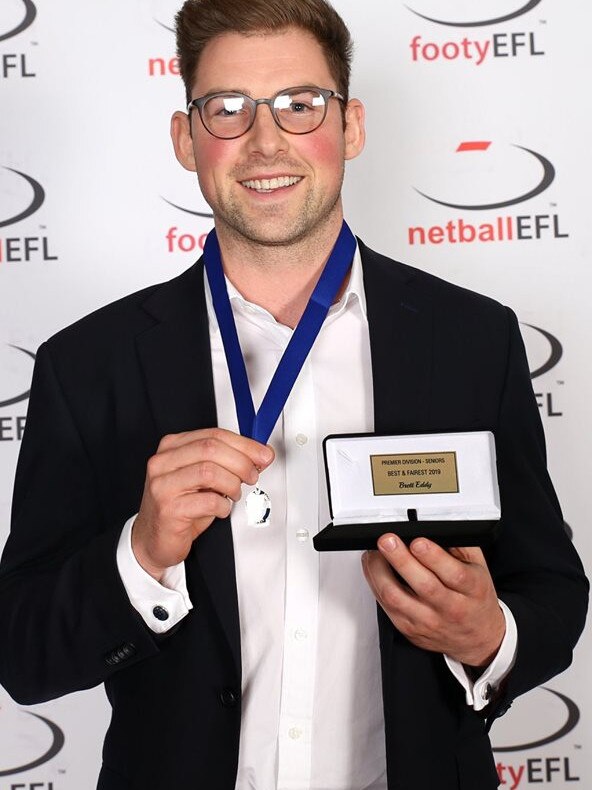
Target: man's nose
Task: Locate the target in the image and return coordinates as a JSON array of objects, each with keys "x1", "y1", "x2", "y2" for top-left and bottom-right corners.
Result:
[{"x1": 245, "y1": 103, "x2": 288, "y2": 156}]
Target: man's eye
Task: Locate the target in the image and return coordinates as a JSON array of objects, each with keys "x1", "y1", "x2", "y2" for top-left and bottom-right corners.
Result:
[
  {"x1": 290, "y1": 101, "x2": 312, "y2": 113},
  {"x1": 209, "y1": 97, "x2": 247, "y2": 118}
]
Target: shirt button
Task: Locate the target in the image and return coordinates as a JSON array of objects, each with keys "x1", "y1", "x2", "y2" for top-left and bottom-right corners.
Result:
[
  {"x1": 295, "y1": 433, "x2": 308, "y2": 446},
  {"x1": 294, "y1": 628, "x2": 308, "y2": 641},
  {"x1": 152, "y1": 605, "x2": 169, "y2": 621},
  {"x1": 288, "y1": 727, "x2": 302, "y2": 740},
  {"x1": 219, "y1": 688, "x2": 239, "y2": 708},
  {"x1": 296, "y1": 528, "x2": 309, "y2": 542}
]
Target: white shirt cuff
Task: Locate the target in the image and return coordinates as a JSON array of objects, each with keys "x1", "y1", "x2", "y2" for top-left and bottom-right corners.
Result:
[
  {"x1": 116, "y1": 515, "x2": 193, "y2": 634},
  {"x1": 444, "y1": 599, "x2": 517, "y2": 711}
]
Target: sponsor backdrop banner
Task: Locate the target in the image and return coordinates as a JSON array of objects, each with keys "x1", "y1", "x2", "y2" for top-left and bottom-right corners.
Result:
[{"x1": 1, "y1": 0, "x2": 590, "y2": 786}]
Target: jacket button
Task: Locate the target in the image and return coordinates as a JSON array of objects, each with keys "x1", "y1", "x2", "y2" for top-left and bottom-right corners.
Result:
[
  {"x1": 220, "y1": 688, "x2": 239, "y2": 708},
  {"x1": 120, "y1": 642, "x2": 136, "y2": 658},
  {"x1": 104, "y1": 642, "x2": 136, "y2": 666},
  {"x1": 152, "y1": 605, "x2": 169, "y2": 621}
]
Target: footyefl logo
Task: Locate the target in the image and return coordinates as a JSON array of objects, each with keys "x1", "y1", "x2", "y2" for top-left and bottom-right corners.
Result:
[
  {"x1": 492, "y1": 687, "x2": 581, "y2": 788},
  {"x1": 407, "y1": 1, "x2": 545, "y2": 65}
]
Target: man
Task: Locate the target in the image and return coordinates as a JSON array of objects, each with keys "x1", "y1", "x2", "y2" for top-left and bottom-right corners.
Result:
[{"x1": 0, "y1": 1, "x2": 587, "y2": 788}]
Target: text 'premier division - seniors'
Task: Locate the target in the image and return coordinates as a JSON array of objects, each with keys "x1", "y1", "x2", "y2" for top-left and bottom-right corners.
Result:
[{"x1": 370, "y1": 452, "x2": 459, "y2": 496}]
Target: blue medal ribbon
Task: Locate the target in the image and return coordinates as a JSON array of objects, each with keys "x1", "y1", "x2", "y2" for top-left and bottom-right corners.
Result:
[{"x1": 203, "y1": 221, "x2": 357, "y2": 444}]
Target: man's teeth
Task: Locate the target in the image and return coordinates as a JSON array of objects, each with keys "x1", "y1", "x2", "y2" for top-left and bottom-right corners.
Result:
[{"x1": 242, "y1": 176, "x2": 302, "y2": 192}]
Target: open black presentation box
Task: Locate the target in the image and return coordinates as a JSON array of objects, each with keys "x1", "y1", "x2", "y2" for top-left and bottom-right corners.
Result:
[{"x1": 313, "y1": 431, "x2": 501, "y2": 551}]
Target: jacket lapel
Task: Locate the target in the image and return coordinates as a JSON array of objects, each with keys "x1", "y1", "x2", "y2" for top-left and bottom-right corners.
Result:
[
  {"x1": 360, "y1": 241, "x2": 434, "y2": 434},
  {"x1": 135, "y1": 261, "x2": 241, "y2": 677}
]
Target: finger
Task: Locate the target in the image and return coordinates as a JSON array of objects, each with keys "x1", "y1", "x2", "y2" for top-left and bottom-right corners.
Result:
[
  {"x1": 157, "y1": 428, "x2": 274, "y2": 468},
  {"x1": 362, "y1": 550, "x2": 434, "y2": 626},
  {"x1": 363, "y1": 550, "x2": 411, "y2": 605},
  {"x1": 407, "y1": 538, "x2": 483, "y2": 595},
  {"x1": 150, "y1": 434, "x2": 272, "y2": 482},
  {"x1": 174, "y1": 490, "x2": 234, "y2": 525},
  {"x1": 375, "y1": 534, "x2": 451, "y2": 604},
  {"x1": 156, "y1": 462, "x2": 244, "y2": 502},
  {"x1": 164, "y1": 429, "x2": 274, "y2": 468},
  {"x1": 142, "y1": 491, "x2": 233, "y2": 558},
  {"x1": 448, "y1": 545, "x2": 488, "y2": 566}
]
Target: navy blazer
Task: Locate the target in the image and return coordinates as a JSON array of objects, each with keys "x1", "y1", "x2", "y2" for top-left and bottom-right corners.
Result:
[{"x1": 0, "y1": 242, "x2": 587, "y2": 789}]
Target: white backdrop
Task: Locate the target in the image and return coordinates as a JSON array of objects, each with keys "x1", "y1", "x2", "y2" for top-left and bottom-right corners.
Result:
[{"x1": 0, "y1": 0, "x2": 590, "y2": 787}]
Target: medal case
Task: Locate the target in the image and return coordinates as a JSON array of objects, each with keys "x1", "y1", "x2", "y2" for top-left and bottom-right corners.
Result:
[{"x1": 314, "y1": 431, "x2": 501, "y2": 551}]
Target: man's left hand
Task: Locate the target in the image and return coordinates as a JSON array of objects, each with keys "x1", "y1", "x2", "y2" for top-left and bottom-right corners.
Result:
[{"x1": 362, "y1": 534, "x2": 506, "y2": 667}]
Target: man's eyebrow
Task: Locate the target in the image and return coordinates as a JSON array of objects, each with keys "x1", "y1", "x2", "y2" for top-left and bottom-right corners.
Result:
[
  {"x1": 198, "y1": 86, "x2": 253, "y2": 96},
  {"x1": 194, "y1": 84, "x2": 319, "y2": 99}
]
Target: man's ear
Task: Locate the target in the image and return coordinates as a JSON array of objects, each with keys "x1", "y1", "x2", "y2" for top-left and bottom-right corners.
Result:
[
  {"x1": 343, "y1": 99, "x2": 366, "y2": 161},
  {"x1": 171, "y1": 110, "x2": 197, "y2": 172}
]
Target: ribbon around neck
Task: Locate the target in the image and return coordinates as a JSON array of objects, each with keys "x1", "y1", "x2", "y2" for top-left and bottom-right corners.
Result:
[{"x1": 203, "y1": 221, "x2": 357, "y2": 444}]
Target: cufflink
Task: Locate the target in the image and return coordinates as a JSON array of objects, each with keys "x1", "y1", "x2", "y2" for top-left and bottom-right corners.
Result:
[{"x1": 152, "y1": 605, "x2": 169, "y2": 621}]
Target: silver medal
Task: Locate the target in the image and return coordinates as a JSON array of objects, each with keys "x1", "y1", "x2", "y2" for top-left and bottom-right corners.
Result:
[{"x1": 245, "y1": 487, "x2": 272, "y2": 527}]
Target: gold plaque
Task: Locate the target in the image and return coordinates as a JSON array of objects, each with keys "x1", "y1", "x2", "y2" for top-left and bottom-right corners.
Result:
[{"x1": 370, "y1": 452, "x2": 459, "y2": 496}]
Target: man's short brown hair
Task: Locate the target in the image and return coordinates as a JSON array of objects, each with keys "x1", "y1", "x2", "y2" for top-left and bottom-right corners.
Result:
[{"x1": 175, "y1": 0, "x2": 353, "y2": 105}]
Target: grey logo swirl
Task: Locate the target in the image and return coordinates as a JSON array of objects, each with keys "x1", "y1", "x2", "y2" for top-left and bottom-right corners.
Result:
[
  {"x1": 161, "y1": 197, "x2": 214, "y2": 219},
  {"x1": 493, "y1": 687, "x2": 579, "y2": 752},
  {"x1": 407, "y1": 0, "x2": 542, "y2": 28},
  {"x1": 522, "y1": 324, "x2": 563, "y2": 379},
  {"x1": 0, "y1": 167, "x2": 45, "y2": 228},
  {"x1": 0, "y1": 711, "x2": 65, "y2": 776},
  {"x1": 0, "y1": 346, "x2": 35, "y2": 408},
  {"x1": 416, "y1": 146, "x2": 555, "y2": 212},
  {"x1": 0, "y1": 0, "x2": 37, "y2": 42}
]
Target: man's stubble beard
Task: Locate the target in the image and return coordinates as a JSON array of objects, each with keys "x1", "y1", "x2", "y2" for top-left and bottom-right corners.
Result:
[{"x1": 203, "y1": 164, "x2": 346, "y2": 250}]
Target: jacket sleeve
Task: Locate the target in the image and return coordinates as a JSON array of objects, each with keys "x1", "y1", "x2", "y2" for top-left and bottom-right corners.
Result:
[
  {"x1": 0, "y1": 342, "x2": 160, "y2": 705},
  {"x1": 485, "y1": 308, "x2": 588, "y2": 725}
]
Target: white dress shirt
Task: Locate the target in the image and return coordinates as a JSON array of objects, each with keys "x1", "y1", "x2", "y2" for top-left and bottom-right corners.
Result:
[{"x1": 117, "y1": 246, "x2": 517, "y2": 789}]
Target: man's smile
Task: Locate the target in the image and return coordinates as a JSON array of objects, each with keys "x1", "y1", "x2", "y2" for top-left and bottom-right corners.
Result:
[{"x1": 240, "y1": 175, "x2": 303, "y2": 194}]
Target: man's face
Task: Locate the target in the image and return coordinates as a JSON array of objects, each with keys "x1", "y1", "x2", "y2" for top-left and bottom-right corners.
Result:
[{"x1": 171, "y1": 27, "x2": 365, "y2": 247}]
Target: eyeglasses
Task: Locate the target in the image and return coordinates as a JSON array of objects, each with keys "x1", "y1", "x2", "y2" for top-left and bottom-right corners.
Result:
[{"x1": 187, "y1": 85, "x2": 344, "y2": 140}]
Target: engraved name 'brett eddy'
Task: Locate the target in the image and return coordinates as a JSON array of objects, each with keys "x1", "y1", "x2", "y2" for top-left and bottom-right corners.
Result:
[{"x1": 370, "y1": 452, "x2": 459, "y2": 496}]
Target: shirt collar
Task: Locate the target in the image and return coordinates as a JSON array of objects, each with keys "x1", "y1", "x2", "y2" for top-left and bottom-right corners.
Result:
[{"x1": 204, "y1": 241, "x2": 367, "y2": 334}]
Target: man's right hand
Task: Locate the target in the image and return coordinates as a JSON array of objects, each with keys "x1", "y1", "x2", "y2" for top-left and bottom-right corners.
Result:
[{"x1": 132, "y1": 428, "x2": 274, "y2": 581}]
